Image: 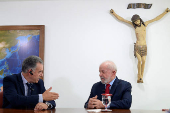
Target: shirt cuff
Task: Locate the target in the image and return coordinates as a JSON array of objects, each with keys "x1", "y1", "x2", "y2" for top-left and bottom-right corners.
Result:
[{"x1": 39, "y1": 94, "x2": 43, "y2": 103}]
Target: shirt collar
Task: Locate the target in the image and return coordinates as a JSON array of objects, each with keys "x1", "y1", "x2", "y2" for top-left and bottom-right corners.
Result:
[
  {"x1": 21, "y1": 72, "x2": 28, "y2": 84},
  {"x1": 106, "y1": 77, "x2": 116, "y2": 86}
]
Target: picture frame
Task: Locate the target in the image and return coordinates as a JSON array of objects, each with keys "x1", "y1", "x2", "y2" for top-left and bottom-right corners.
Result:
[{"x1": 0, "y1": 25, "x2": 45, "y2": 90}]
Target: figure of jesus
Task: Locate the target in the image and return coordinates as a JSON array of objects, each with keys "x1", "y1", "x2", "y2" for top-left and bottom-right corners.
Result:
[{"x1": 110, "y1": 8, "x2": 170, "y2": 83}]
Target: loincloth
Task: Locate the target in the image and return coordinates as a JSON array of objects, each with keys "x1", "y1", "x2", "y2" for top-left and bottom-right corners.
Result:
[{"x1": 134, "y1": 43, "x2": 147, "y2": 57}]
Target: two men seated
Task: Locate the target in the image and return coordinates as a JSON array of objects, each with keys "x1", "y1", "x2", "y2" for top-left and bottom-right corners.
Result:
[{"x1": 3, "y1": 56, "x2": 132, "y2": 110}]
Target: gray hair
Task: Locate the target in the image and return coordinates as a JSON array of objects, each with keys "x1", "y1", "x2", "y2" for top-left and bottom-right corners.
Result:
[
  {"x1": 22, "y1": 55, "x2": 43, "y2": 73},
  {"x1": 101, "y1": 60, "x2": 117, "y2": 72}
]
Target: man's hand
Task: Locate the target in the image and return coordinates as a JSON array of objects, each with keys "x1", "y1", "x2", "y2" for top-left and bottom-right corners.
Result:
[
  {"x1": 34, "y1": 102, "x2": 48, "y2": 111},
  {"x1": 42, "y1": 87, "x2": 59, "y2": 101},
  {"x1": 87, "y1": 95, "x2": 97, "y2": 108},
  {"x1": 92, "y1": 99, "x2": 105, "y2": 109},
  {"x1": 87, "y1": 95, "x2": 105, "y2": 109},
  {"x1": 165, "y1": 8, "x2": 170, "y2": 12},
  {"x1": 110, "y1": 9, "x2": 114, "y2": 13}
]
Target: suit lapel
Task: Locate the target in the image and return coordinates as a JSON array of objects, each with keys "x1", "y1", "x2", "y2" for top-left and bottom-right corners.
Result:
[
  {"x1": 110, "y1": 77, "x2": 119, "y2": 95},
  {"x1": 17, "y1": 73, "x2": 25, "y2": 95},
  {"x1": 31, "y1": 84, "x2": 36, "y2": 95},
  {"x1": 98, "y1": 82, "x2": 105, "y2": 100},
  {"x1": 100, "y1": 83, "x2": 105, "y2": 94}
]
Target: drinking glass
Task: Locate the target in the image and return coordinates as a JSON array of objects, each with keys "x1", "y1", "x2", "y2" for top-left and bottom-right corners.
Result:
[{"x1": 101, "y1": 94, "x2": 112, "y2": 111}]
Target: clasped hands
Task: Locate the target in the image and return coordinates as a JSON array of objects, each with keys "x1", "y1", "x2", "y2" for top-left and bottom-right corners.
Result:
[
  {"x1": 87, "y1": 95, "x2": 105, "y2": 109},
  {"x1": 34, "y1": 87, "x2": 59, "y2": 111}
]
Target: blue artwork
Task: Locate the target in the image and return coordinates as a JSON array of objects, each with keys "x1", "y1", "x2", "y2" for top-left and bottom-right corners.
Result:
[{"x1": 0, "y1": 30, "x2": 40, "y2": 90}]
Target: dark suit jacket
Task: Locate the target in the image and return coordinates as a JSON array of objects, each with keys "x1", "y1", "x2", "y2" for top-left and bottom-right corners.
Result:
[
  {"x1": 84, "y1": 77, "x2": 132, "y2": 109},
  {"x1": 3, "y1": 73, "x2": 56, "y2": 109}
]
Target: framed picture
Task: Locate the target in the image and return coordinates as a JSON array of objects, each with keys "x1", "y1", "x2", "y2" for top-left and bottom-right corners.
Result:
[{"x1": 0, "y1": 25, "x2": 45, "y2": 91}]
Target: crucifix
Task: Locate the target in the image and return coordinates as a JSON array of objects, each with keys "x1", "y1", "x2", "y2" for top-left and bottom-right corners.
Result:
[{"x1": 110, "y1": 8, "x2": 170, "y2": 83}]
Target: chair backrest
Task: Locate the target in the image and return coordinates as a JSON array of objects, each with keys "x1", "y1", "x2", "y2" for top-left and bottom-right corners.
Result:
[{"x1": 0, "y1": 91, "x2": 3, "y2": 108}]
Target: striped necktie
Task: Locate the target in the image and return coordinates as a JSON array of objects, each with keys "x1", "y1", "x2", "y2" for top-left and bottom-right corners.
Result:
[{"x1": 26, "y1": 83, "x2": 33, "y2": 96}]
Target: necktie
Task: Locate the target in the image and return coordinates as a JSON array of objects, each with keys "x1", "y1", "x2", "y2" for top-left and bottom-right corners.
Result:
[
  {"x1": 26, "y1": 83, "x2": 33, "y2": 96},
  {"x1": 105, "y1": 84, "x2": 111, "y2": 94}
]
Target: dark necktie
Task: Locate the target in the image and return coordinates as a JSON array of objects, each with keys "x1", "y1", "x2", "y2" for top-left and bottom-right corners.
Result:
[
  {"x1": 26, "y1": 83, "x2": 33, "y2": 96},
  {"x1": 105, "y1": 84, "x2": 111, "y2": 94}
]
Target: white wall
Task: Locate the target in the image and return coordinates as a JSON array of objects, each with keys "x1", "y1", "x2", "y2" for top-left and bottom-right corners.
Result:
[{"x1": 0, "y1": 0, "x2": 170, "y2": 110}]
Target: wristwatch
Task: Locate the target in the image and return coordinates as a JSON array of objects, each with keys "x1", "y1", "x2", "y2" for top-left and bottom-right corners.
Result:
[{"x1": 45, "y1": 102, "x2": 52, "y2": 109}]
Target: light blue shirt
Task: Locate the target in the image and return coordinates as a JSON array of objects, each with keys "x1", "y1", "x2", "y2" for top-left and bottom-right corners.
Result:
[
  {"x1": 21, "y1": 73, "x2": 43, "y2": 103},
  {"x1": 105, "y1": 77, "x2": 116, "y2": 89}
]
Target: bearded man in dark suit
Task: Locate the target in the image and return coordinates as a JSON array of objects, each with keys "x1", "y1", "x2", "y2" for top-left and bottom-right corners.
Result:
[{"x1": 84, "y1": 61, "x2": 132, "y2": 109}]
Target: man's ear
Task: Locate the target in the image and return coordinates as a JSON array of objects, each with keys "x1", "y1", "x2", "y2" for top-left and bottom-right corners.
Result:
[
  {"x1": 112, "y1": 71, "x2": 116, "y2": 76},
  {"x1": 29, "y1": 69, "x2": 33, "y2": 75}
]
